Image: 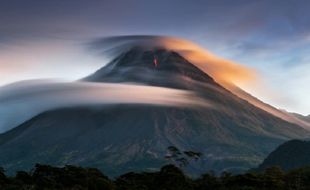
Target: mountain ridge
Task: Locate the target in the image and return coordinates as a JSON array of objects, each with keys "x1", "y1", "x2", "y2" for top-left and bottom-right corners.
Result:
[{"x1": 257, "y1": 139, "x2": 310, "y2": 171}]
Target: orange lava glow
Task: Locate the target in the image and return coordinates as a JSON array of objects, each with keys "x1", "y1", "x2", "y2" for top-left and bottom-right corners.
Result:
[{"x1": 153, "y1": 58, "x2": 158, "y2": 67}]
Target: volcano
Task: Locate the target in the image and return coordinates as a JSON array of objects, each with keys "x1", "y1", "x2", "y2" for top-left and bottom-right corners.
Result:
[{"x1": 0, "y1": 47, "x2": 309, "y2": 176}]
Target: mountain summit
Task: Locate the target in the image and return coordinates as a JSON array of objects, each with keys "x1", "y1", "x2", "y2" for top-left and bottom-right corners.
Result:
[
  {"x1": 0, "y1": 47, "x2": 309, "y2": 176},
  {"x1": 84, "y1": 47, "x2": 216, "y2": 88}
]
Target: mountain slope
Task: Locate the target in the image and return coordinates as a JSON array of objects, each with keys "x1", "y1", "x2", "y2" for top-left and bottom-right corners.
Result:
[
  {"x1": 0, "y1": 48, "x2": 309, "y2": 176},
  {"x1": 291, "y1": 113, "x2": 310, "y2": 123},
  {"x1": 224, "y1": 84, "x2": 310, "y2": 130},
  {"x1": 257, "y1": 140, "x2": 310, "y2": 171}
]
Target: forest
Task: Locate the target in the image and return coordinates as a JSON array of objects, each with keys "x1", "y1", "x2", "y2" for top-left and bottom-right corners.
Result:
[{"x1": 1, "y1": 163, "x2": 310, "y2": 190}]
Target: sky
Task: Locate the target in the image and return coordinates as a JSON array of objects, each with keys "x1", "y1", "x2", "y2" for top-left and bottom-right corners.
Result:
[{"x1": 0, "y1": 0, "x2": 310, "y2": 115}]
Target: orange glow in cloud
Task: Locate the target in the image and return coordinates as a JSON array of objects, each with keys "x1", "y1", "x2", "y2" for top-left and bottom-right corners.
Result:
[{"x1": 156, "y1": 37, "x2": 257, "y2": 86}]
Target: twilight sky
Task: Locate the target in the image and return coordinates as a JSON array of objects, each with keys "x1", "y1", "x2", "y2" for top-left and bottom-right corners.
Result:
[{"x1": 0, "y1": 0, "x2": 310, "y2": 115}]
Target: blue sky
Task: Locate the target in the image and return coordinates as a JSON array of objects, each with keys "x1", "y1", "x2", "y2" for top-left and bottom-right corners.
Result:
[{"x1": 0, "y1": 0, "x2": 309, "y2": 114}]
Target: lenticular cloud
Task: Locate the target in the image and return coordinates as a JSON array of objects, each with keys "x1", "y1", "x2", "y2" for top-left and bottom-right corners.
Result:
[{"x1": 0, "y1": 80, "x2": 206, "y2": 133}]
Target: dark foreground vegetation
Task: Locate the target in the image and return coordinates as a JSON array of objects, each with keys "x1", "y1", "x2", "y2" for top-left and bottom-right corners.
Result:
[{"x1": 1, "y1": 164, "x2": 310, "y2": 190}]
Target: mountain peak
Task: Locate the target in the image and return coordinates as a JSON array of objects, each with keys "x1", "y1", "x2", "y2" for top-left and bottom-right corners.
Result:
[{"x1": 83, "y1": 47, "x2": 216, "y2": 88}]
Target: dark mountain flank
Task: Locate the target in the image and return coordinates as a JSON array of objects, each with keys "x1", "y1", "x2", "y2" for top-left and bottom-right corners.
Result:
[
  {"x1": 0, "y1": 48, "x2": 309, "y2": 176},
  {"x1": 257, "y1": 140, "x2": 310, "y2": 171}
]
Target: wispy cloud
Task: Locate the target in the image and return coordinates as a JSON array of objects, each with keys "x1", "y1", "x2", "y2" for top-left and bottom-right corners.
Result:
[{"x1": 0, "y1": 80, "x2": 208, "y2": 133}]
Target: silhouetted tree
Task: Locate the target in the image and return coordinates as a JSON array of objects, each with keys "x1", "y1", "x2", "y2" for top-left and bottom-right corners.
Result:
[
  {"x1": 1, "y1": 163, "x2": 310, "y2": 190},
  {"x1": 183, "y1": 151, "x2": 203, "y2": 161},
  {"x1": 196, "y1": 172, "x2": 221, "y2": 190},
  {"x1": 16, "y1": 171, "x2": 33, "y2": 185},
  {"x1": 165, "y1": 146, "x2": 203, "y2": 168},
  {"x1": 155, "y1": 165, "x2": 194, "y2": 190},
  {"x1": 263, "y1": 166, "x2": 285, "y2": 189}
]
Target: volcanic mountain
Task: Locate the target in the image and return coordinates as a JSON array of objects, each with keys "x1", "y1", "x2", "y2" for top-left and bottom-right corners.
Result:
[{"x1": 0, "y1": 47, "x2": 309, "y2": 176}]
